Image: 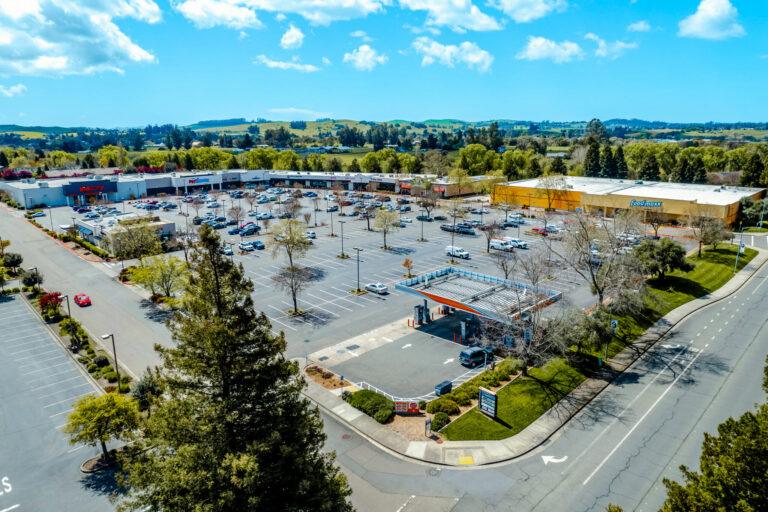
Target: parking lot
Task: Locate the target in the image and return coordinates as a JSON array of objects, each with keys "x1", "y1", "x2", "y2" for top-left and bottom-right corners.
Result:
[
  {"x1": 0, "y1": 295, "x2": 111, "y2": 512},
  {"x1": 40, "y1": 187, "x2": 660, "y2": 399}
]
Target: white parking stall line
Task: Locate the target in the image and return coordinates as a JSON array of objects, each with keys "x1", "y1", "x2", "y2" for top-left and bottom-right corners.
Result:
[
  {"x1": 30, "y1": 375, "x2": 83, "y2": 391},
  {"x1": 291, "y1": 299, "x2": 341, "y2": 318},
  {"x1": 310, "y1": 289, "x2": 363, "y2": 308},
  {"x1": 305, "y1": 292, "x2": 354, "y2": 311},
  {"x1": 38, "y1": 382, "x2": 92, "y2": 399},
  {"x1": 264, "y1": 307, "x2": 299, "y2": 331},
  {"x1": 4, "y1": 338, "x2": 46, "y2": 350},
  {"x1": 43, "y1": 392, "x2": 94, "y2": 408},
  {"x1": 24, "y1": 360, "x2": 73, "y2": 375},
  {"x1": 0, "y1": 331, "x2": 48, "y2": 342},
  {"x1": 9, "y1": 343, "x2": 57, "y2": 355},
  {"x1": 331, "y1": 286, "x2": 378, "y2": 303},
  {"x1": 13, "y1": 347, "x2": 62, "y2": 361},
  {"x1": 18, "y1": 353, "x2": 71, "y2": 369},
  {"x1": 49, "y1": 408, "x2": 74, "y2": 418}
]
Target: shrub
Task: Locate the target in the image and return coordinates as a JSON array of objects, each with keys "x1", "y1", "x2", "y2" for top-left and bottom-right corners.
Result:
[
  {"x1": 120, "y1": 375, "x2": 132, "y2": 384},
  {"x1": 104, "y1": 371, "x2": 119, "y2": 383},
  {"x1": 431, "y1": 412, "x2": 451, "y2": 431},
  {"x1": 100, "y1": 365, "x2": 115, "y2": 376},
  {"x1": 77, "y1": 356, "x2": 90, "y2": 365},
  {"x1": 344, "y1": 389, "x2": 394, "y2": 424},
  {"x1": 426, "y1": 398, "x2": 460, "y2": 416},
  {"x1": 104, "y1": 385, "x2": 117, "y2": 393},
  {"x1": 118, "y1": 383, "x2": 131, "y2": 394},
  {"x1": 93, "y1": 355, "x2": 109, "y2": 367},
  {"x1": 87, "y1": 363, "x2": 98, "y2": 373},
  {"x1": 451, "y1": 391, "x2": 472, "y2": 406},
  {"x1": 418, "y1": 400, "x2": 427, "y2": 411}
]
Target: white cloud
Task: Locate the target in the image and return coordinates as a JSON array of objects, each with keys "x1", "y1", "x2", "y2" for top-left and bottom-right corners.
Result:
[
  {"x1": 627, "y1": 20, "x2": 650, "y2": 32},
  {"x1": 516, "y1": 36, "x2": 583, "y2": 63},
  {"x1": 412, "y1": 37, "x2": 493, "y2": 72},
  {"x1": 322, "y1": 56, "x2": 332, "y2": 65},
  {"x1": 254, "y1": 55, "x2": 320, "y2": 72},
  {"x1": 280, "y1": 24, "x2": 304, "y2": 49},
  {"x1": 584, "y1": 33, "x2": 638, "y2": 59},
  {"x1": 173, "y1": 0, "x2": 387, "y2": 27},
  {"x1": 174, "y1": 0, "x2": 261, "y2": 29},
  {"x1": 399, "y1": 0, "x2": 500, "y2": 32},
  {"x1": 0, "y1": 84, "x2": 27, "y2": 97},
  {"x1": 343, "y1": 44, "x2": 387, "y2": 70},
  {"x1": 678, "y1": 0, "x2": 745, "y2": 40},
  {"x1": 267, "y1": 107, "x2": 331, "y2": 119},
  {"x1": 275, "y1": 13, "x2": 286, "y2": 21},
  {"x1": 350, "y1": 30, "x2": 373, "y2": 42},
  {"x1": 492, "y1": 0, "x2": 567, "y2": 23},
  {"x1": 0, "y1": 1, "x2": 159, "y2": 76}
]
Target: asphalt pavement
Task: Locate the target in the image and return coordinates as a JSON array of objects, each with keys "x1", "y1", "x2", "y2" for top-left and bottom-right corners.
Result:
[{"x1": 0, "y1": 295, "x2": 112, "y2": 512}]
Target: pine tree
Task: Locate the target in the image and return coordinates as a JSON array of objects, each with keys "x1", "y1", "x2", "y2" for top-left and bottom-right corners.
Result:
[
  {"x1": 227, "y1": 155, "x2": 240, "y2": 169},
  {"x1": 691, "y1": 155, "x2": 707, "y2": 184},
  {"x1": 615, "y1": 145, "x2": 629, "y2": 179},
  {"x1": 183, "y1": 153, "x2": 194, "y2": 170},
  {"x1": 740, "y1": 153, "x2": 764, "y2": 187},
  {"x1": 638, "y1": 153, "x2": 660, "y2": 181},
  {"x1": 584, "y1": 138, "x2": 601, "y2": 177},
  {"x1": 348, "y1": 158, "x2": 361, "y2": 173},
  {"x1": 550, "y1": 156, "x2": 567, "y2": 175},
  {"x1": 0, "y1": 151, "x2": 8, "y2": 168},
  {"x1": 118, "y1": 226, "x2": 352, "y2": 512},
  {"x1": 599, "y1": 145, "x2": 617, "y2": 178}
]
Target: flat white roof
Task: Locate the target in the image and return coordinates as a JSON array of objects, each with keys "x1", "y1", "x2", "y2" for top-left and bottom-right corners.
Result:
[{"x1": 502, "y1": 176, "x2": 764, "y2": 206}]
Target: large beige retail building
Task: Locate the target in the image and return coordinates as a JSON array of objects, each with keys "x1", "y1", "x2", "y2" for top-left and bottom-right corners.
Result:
[{"x1": 491, "y1": 176, "x2": 765, "y2": 226}]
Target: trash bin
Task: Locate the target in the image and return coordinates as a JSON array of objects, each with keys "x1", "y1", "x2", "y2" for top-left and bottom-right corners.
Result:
[{"x1": 435, "y1": 380, "x2": 452, "y2": 396}]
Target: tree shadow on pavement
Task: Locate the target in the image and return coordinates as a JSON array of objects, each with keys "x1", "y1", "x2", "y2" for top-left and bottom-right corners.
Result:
[
  {"x1": 139, "y1": 299, "x2": 173, "y2": 324},
  {"x1": 80, "y1": 467, "x2": 124, "y2": 499},
  {"x1": 304, "y1": 266, "x2": 326, "y2": 282},
  {"x1": 386, "y1": 246, "x2": 415, "y2": 256}
]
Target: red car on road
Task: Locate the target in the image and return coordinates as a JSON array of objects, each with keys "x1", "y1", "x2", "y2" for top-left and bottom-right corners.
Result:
[{"x1": 74, "y1": 293, "x2": 92, "y2": 307}]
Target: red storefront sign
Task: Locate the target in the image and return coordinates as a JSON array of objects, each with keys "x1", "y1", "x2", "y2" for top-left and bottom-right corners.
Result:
[
  {"x1": 394, "y1": 401, "x2": 420, "y2": 415},
  {"x1": 79, "y1": 185, "x2": 105, "y2": 194}
]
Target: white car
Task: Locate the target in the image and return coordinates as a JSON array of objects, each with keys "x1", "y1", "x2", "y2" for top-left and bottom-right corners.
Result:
[
  {"x1": 490, "y1": 239, "x2": 514, "y2": 252},
  {"x1": 305, "y1": 230, "x2": 316, "y2": 239},
  {"x1": 325, "y1": 194, "x2": 337, "y2": 201},
  {"x1": 446, "y1": 246, "x2": 470, "y2": 259},
  {"x1": 220, "y1": 245, "x2": 234, "y2": 256},
  {"x1": 365, "y1": 282, "x2": 388, "y2": 295},
  {"x1": 400, "y1": 217, "x2": 413, "y2": 223},
  {"x1": 503, "y1": 237, "x2": 529, "y2": 249}
]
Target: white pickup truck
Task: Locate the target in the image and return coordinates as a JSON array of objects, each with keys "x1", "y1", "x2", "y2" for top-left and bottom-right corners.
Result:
[{"x1": 490, "y1": 239, "x2": 515, "y2": 252}]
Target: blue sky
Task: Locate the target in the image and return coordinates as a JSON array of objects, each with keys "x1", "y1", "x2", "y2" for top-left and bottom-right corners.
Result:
[{"x1": 0, "y1": 0, "x2": 765, "y2": 127}]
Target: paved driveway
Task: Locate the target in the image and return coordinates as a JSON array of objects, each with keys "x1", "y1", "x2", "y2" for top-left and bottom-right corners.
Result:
[{"x1": 0, "y1": 295, "x2": 113, "y2": 512}]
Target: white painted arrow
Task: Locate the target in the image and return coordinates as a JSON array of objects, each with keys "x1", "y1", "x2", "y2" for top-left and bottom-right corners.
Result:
[
  {"x1": 541, "y1": 455, "x2": 568, "y2": 465},
  {"x1": 443, "y1": 358, "x2": 455, "y2": 365},
  {"x1": 401, "y1": 343, "x2": 412, "y2": 349}
]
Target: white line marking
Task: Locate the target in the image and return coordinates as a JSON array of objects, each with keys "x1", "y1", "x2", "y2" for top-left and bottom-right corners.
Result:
[
  {"x1": 0, "y1": 504, "x2": 21, "y2": 512},
  {"x1": 582, "y1": 348, "x2": 704, "y2": 486}
]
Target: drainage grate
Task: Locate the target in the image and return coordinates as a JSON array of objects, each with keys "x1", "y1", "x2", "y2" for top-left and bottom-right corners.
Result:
[{"x1": 346, "y1": 344, "x2": 360, "y2": 350}]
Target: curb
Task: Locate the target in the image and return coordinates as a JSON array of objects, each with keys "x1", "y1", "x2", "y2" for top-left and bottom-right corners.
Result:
[{"x1": 305, "y1": 248, "x2": 768, "y2": 467}]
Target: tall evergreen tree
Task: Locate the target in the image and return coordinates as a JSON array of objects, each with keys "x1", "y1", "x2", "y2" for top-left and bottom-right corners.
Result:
[
  {"x1": 183, "y1": 153, "x2": 194, "y2": 171},
  {"x1": 550, "y1": 156, "x2": 567, "y2": 175},
  {"x1": 740, "y1": 153, "x2": 764, "y2": 187},
  {"x1": 638, "y1": 153, "x2": 660, "y2": 181},
  {"x1": 0, "y1": 151, "x2": 9, "y2": 168},
  {"x1": 691, "y1": 155, "x2": 707, "y2": 184},
  {"x1": 599, "y1": 145, "x2": 617, "y2": 178},
  {"x1": 584, "y1": 138, "x2": 601, "y2": 177},
  {"x1": 348, "y1": 158, "x2": 361, "y2": 173},
  {"x1": 614, "y1": 145, "x2": 629, "y2": 179},
  {"x1": 671, "y1": 154, "x2": 690, "y2": 183},
  {"x1": 118, "y1": 226, "x2": 352, "y2": 512},
  {"x1": 227, "y1": 155, "x2": 240, "y2": 170}
]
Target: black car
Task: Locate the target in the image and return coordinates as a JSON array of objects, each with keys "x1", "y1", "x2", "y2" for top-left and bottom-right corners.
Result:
[
  {"x1": 440, "y1": 224, "x2": 455, "y2": 232},
  {"x1": 416, "y1": 215, "x2": 434, "y2": 222},
  {"x1": 433, "y1": 215, "x2": 447, "y2": 221}
]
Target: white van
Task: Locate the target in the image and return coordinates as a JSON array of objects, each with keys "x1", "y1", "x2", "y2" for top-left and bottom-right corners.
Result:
[
  {"x1": 490, "y1": 239, "x2": 514, "y2": 252},
  {"x1": 446, "y1": 246, "x2": 470, "y2": 259}
]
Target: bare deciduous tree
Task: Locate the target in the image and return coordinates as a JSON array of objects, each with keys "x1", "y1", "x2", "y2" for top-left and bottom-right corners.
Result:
[
  {"x1": 482, "y1": 221, "x2": 502, "y2": 253},
  {"x1": 273, "y1": 265, "x2": 313, "y2": 315},
  {"x1": 228, "y1": 206, "x2": 244, "y2": 225},
  {"x1": 491, "y1": 250, "x2": 518, "y2": 280},
  {"x1": 373, "y1": 209, "x2": 400, "y2": 250}
]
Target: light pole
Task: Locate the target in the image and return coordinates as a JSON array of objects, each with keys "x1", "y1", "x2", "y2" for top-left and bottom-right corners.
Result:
[
  {"x1": 60, "y1": 293, "x2": 71, "y2": 318},
  {"x1": 338, "y1": 220, "x2": 347, "y2": 258},
  {"x1": 101, "y1": 333, "x2": 121, "y2": 390},
  {"x1": 48, "y1": 206, "x2": 54, "y2": 231},
  {"x1": 27, "y1": 266, "x2": 39, "y2": 291},
  {"x1": 733, "y1": 222, "x2": 745, "y2": 274},
  {"x1": 418, "y1": 208, "x2": 426, "y2": 242},
  {"x1": 329, "y1": 209, "x2": 335, "y2": 237},
  {"x1": 758, "y1": 200, "x2": 766, "y2": 228},
  {"x1": 226, "y1": 242, "x2": 235, "y2": 261},
  {"x1": 353, "y1": 247, "x2": 363, "y2": 293}
]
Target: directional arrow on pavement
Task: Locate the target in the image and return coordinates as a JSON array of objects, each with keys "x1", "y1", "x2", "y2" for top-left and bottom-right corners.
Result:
[
  {"x1": 401, "y1": 343, "x2": 412, "y2": 349},
  {"x1": 443, "y1": 358, "x2": 455, "y2": 365},
  {"x1": 541, "y1": 455, "x2": 568, "y2": 465}
]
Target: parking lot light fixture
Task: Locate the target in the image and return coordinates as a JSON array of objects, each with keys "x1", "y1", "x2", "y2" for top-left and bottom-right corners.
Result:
[
  {"x1": 101, "y1": 333, "x2": 121, "y2": 390},
  {"x1": 418, "y1": 209, "x2": 427, "y2": 242},
  {"x1": 353, "y1": 247, "x2": 363, "y2": 293},
  {"x1": 60, "y1": 293, "x2": 71, "y2": 318},
  {"x1": 338, "y1": 221, "x2": 348, "y2": 258}
]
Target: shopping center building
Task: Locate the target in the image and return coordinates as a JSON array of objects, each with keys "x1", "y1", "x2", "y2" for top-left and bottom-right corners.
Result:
[
  {"x1": 491, "y1": 176, "x2": 765, "y2": 226},
  {"x1": 0, "y1": 169, "x2": 496, "y2": 208}
]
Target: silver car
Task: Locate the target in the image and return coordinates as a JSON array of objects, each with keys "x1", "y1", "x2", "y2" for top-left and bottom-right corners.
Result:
[{"x1": 365, "y1": 282, "x2": 388, "y2": 295}]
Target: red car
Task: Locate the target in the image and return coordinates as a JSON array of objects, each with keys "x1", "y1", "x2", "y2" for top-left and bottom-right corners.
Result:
[
  {"x1": 531, "y1": 227, "x2": 548, "y2": 236},
  {"x1": 74, "y1": 293, "x2": 92, "y2": 307}
]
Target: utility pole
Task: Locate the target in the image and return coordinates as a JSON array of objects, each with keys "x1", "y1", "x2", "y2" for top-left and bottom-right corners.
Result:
[
  {"x1": 733, "y1": 222, "x2": 745, "y2": 274},
  {"x1": 339, "y1": 220, "x2": 347, "y2": 258},
  {"x1": 101, "y1": 333, "x2": 121, "y2": 390},
  {"x1": 353, "y1": 247, "x2": 363, "y2": 293},
  {"x1": 418, "y1": 208, "x2": 426, "y2": 242}
]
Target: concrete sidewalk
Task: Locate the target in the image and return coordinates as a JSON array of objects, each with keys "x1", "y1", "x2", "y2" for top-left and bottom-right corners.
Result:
[{"x1": 303, "y1": 248, "x2": 768, "y2": 467}]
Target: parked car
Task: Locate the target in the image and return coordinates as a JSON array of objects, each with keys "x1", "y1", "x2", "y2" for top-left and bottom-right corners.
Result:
[
  {"x1": 365, "y1": 282, "x2": 388, "y2": 295},
  {"x1": 433, "y1": 215, "x2": 448, "y2": 221},
  {"x1": 503, "y1": 238, "x2": 529, "y2": 249},
  {"x1": 212, "y1": 222, "x2": 227, "y2": 229},
  {"x1": 227, "y1": 227, "x2": 241, "y2": 235},
  {"x1": 240, "y1": 225, "x2": 261, "y2": 236},
  {"x1": 490, "y1": 239, "x2": 514, "y2": 252},
  {"x1": 531, "y1": 227, "x2": 548, "y2": 236},
  {"x1": 220, "y1": 245, "x2": 234, "y2": 256},
  {"x1": 416, "y1": 215, "x2": 434, "y2": 222},
  {"x1": 459, "y1": 346, "x2": 493, "y2": 368},
  {"x1": 400, "y1": 217, "x2": 413, "y2": 223},
  {"x1": 29, "y1": 211, "x2": 45, "y2": 218},
  {"x1": 73, "y1": 293, "x2": 91, "y2": 307},
  {"x1": 446, "y1": 246, "x2": 470, "y2": 259},
  {"x1": 251, "y1": 240, "x2": 265, "y2": 250},
  {"x1": 238, "y1": 241, "x2": 255, "y2": 251},
  {"x1": 456, "y1": 226, "x2": 476, "y2": 235},
  {"x1": 399, "y1": 205, "x2": 411, "y2": 212},
  {"x1": 305, "y1": 230, "x2": 316, "y2": 239},
  {"x1": 326, "y1": 205, "x2": 339, "y2": 212}
]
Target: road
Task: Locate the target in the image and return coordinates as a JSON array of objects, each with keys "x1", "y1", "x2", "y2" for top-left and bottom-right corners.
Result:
[{"x1": 2, "y1": 203, "x2": 767, "y2": 511}]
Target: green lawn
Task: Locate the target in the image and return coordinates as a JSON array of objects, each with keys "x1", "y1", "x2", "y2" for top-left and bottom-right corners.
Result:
[
  {"x1": 744, "y1": 227, "x2": 768, "y2": 233},
  {"x1": 602, "y1": 243, "x2": 757, "y2": 358},
  {"x1": 441, "y1": 358, "x2": 586, "y2": 441},
  {"x1": 443, "y1": 244, "x2": 756, "y2": 441}
]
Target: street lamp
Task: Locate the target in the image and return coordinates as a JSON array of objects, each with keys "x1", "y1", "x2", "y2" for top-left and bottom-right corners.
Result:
[
  {"x1": 26, "y1": 266, "x2": 39, "y2": 291},
  {"x1": 60, "y1": 293, "x2": 71, "y2": 318},
  {"x1": 329, "y1": 208, "x2": 335, "y2": 237},
  {"x1": 338, "y1": 220, "x2": 347, "y2": 258},
  {"x1": 48, "y1": 206, "x2": 54, "y2": 231},
  {"x1": 353, "y1": 247, "x2": 363, "y2": 293},
  {"x1": 418, "y1": 208, "x2": 427, "y2": 242},
  {"x1": 101, "y1": 333, "x2": 121, "y2": 389}
]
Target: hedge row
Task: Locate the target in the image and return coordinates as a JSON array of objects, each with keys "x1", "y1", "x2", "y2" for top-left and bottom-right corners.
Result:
[
  {"x1": 27, "y1": 218, "x2": 110, "y2": 259},
  {"x1": 343, "y1": 389, "x2": 394, "y2": 424},
  {"x1": 428, "y1": 358, "x2": 524, "y2": 414}
]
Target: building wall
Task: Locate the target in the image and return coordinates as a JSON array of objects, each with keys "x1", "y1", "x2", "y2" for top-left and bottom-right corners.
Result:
[{"x1": 491, "y1": 185, "x2": 584, "y2": 210}]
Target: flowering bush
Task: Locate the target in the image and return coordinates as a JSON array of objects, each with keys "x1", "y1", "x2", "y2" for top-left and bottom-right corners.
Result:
[
  {"x1": 1, "y1": 168, "x2": 33, "y2": 180},
  {"x1": 39, "y1": 292, "x2": 63, "y2": 320}
]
